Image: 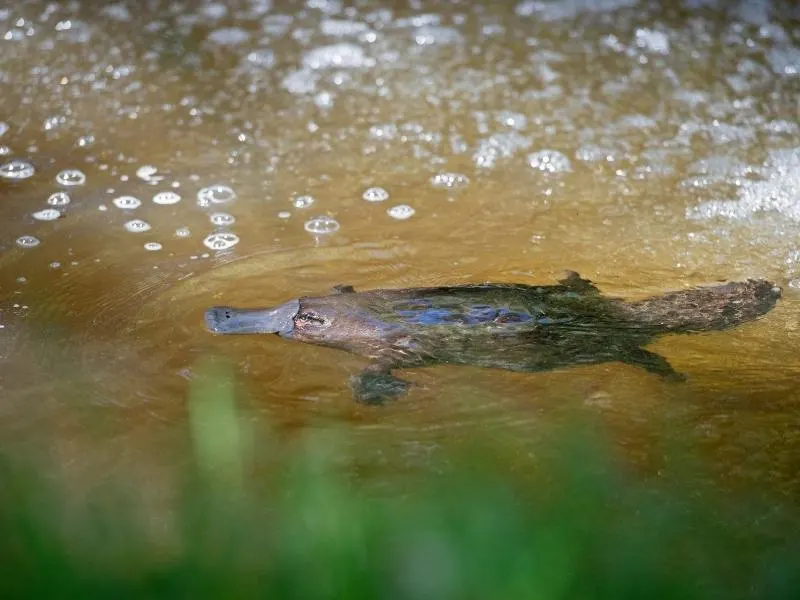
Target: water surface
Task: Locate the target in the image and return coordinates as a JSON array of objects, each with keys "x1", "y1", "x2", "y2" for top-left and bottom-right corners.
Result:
[{"x1": 1, "y1": 0, "x2": 799, "y2": 497}]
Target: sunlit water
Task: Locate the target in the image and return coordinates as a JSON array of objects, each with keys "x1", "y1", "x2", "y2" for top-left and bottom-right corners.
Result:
[{"x1": 1, "y1": 0, "x2": 799, "y2": 498}]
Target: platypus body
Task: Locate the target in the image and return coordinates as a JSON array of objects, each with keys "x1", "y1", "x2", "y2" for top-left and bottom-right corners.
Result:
[{"x1": 205, "y1": 272, "x2": 781, "y2": 404}]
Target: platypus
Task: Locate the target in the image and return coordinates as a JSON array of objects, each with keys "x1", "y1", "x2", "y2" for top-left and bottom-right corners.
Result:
[{"x1": 204, "y1": 272, "x2": 781, "y2": 404}]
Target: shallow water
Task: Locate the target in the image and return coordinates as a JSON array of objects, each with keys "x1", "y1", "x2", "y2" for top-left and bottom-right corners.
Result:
[{"x1": 1, "y1": 0, "x2": 799, "y2": 496}]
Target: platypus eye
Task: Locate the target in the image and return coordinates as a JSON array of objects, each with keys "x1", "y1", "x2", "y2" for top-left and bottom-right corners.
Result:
[{"x1": 296, "y1": 312, "x2": 326, "y2": 325}]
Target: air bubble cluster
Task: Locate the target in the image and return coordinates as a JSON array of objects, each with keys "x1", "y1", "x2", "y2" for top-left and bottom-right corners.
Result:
[
  {"x1": 527, "y1": 150, "x2": 572, "y2": 173},
  {"x1": 430, "y1": 172, "x2": 470, "y2": 189}
]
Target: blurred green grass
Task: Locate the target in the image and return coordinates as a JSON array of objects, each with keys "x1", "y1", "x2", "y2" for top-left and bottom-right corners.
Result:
[{"x1": 1, "y1": 363, "x2": 798, "y2": 599}]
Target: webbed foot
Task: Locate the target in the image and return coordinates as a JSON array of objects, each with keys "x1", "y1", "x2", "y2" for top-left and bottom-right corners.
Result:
[
  {"x1": 350, "y1": 368, "x2": 410, "y2": 405},
  {"x1": 623, "y1": 348, "x2": 687, "y2": 381}
]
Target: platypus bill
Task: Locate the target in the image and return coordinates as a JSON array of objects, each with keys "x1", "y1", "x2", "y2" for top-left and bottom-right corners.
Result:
[{"x1": 205, "y1": 272, "x2": 781, "y2": 404}]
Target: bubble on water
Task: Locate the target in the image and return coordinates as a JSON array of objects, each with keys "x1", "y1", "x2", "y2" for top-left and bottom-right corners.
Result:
[
  {"x1": 473, "y1": 132, "x2": 532, "y2": 169},
  {"x1": 44, "y1": 193, "x2": 70, "y2": 208},
  {"x1": 430, "y1": 172, "x2": 470, "y2": 189},
  {"x1": 304, "y1": 215, "x2": 340, "y2": 234},
  {"x1": 688, "y1": 147, "x2": 800, "y2": 221},
  {"x1": 50, "y1": 261, "x2": 61, "y2": 269},
  {"x1": 634, "y1": 28, "x2": 670, "y2": 54},
  {"x1": 0, "y1": 159, "x2": 35, "y2": 180},
  {"x1": 76, "y1": 135, "x2": 95, "y2": 148},
  {"x1": 528, "y1": 150, "x2": 572, "y2": 173},
  {"x1": 113, "y1": 195, "x2": 142, "y2": 209},
  {"x1": 124, "y1": 219, "x2": 151, "y2": 233},
  {"x1": 143, "y1": 242, "x2": 162, "y2": 251},
  {"x1": 0, "y1": 122, "x2": 8, "y2": 137},
  {"x1": 413, "y1": 26, "x2": 464, "y2": 46},
  {"x1": 321, "y1": 19, "x2": 370, "y2": 37},
  {"x1": 245, "y1": 48, "x2": 275, "y2": 68},
  {"x1": 32, "y1": 209, "x2": 61, "y2": 221},
  {"x1": 203, "y1": 232, "x2": 240, "y2": 251},
  {"x1": 43, "y1": 115, "x2": 66, "y2": 132},
  {"x1": 278, "y1": 211, "x2": 291, "y2": 219},
  {"x1": 362, "y1": 186, "x2": 389, "y2": 202},
  {"x1": 515, "y1": 0, "x2": 636, "y2": 21},
  {"x1": 136, "y1": 165, "x2": 158, "y2": 180},
  {"x1": 16, "y1": 235, "x2": 40, "y2": 248},
  {"x1": 202, "y1": 2, "x2": 228, "y2": 19},
  {"x1": 292, "y1": 195, "x2": 315, "y2": 208},
  {"x1": 153, "y1": 191, "x2": 181, "y2": 205},
  {"x1": 102, "y1": 3, "x2": 131, "y2": 21},
  {"x1": 175, "y1": 227, "x2": 191, "y2": 238},
  {"x1": 387, "y1": 204, "x2": 415, "y2": 220},
  {"x1": 197, "y1": 184, "x2": 236, "y2": 207},
  {"x1": 303, "y1": 43, "x2": 375, "y2": 69},
  {"x1": 767, "y1": 47, "x2": 800, "y2": 76},
  {"x1": 0, "y1": 146, "x2": 10, "y2": 156},
  {"x1": 282, "y1": 69, "x2": 318, "y2": 95},
  {"x1": 209, "y1": 212, "x2": 235, "y2": 226},
  {"x1": 207, "y1": 27, "x2": 249, "y2": 45},
  {"x1": 56, "y1": 169, "x2": 86, "y2": 186}
]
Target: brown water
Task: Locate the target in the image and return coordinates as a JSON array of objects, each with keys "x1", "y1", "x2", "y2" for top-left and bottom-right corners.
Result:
[{"x1": 1, "y1": 0, "x2": 799, "y2": 496}]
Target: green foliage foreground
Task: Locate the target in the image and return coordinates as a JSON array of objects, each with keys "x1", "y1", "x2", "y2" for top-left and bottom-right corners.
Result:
[{"x1": 0, "y1": 367, "x2": 798, "y2": 599}]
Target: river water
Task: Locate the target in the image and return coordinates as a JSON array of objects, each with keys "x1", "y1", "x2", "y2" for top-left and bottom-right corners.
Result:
[{"x1": 1, "y1": 0, "x2": 799, "y2": 497}]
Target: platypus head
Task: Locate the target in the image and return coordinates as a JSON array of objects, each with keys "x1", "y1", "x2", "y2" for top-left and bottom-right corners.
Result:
[
  {"x1": 204, "y1": 300, "x2": 300, "y2": 336},
  {"x1": 205, "y1": 292, "x2": 403, "y2": 357}
]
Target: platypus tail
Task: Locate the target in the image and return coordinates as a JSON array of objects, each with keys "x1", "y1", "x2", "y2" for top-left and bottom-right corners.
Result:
[{"x1": 618, "y1": 279, "x2": 781, "y2": 333}]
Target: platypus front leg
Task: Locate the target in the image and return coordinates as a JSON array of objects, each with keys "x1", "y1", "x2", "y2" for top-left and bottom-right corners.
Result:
[
  {"x1": 350, "y1": 363, "x2": 410, "y2": 405},
  {"x1": 621, "y1": 347, "x2": 687, "y2": 381}
]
